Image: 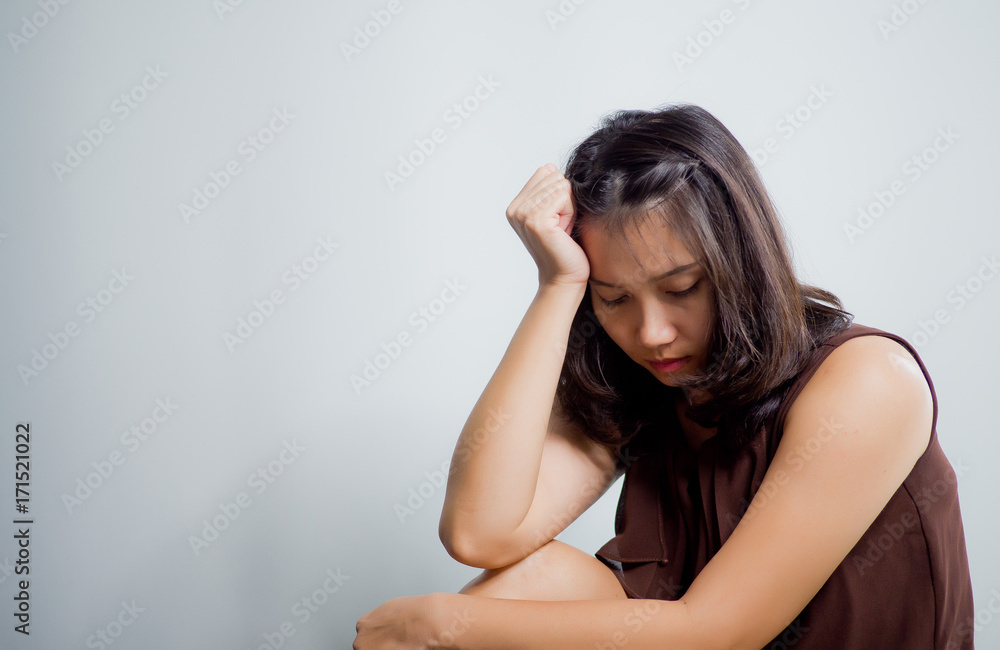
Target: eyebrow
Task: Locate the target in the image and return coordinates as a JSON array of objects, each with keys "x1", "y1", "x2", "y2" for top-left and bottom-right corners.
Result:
[{"x1": 589, "y1": 263, "x2": 698, "y2": 288}]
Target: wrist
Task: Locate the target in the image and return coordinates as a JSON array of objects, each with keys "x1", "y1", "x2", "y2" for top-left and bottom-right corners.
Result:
[
  {"x1": 536, "y1": 278, "x2": 588, "y2": 301},
  {"x1": 425, "y1": 593, "x2": 474, "y2": 650}
]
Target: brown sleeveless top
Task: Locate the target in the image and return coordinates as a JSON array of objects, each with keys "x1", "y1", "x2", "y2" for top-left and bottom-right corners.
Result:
[{"x1": 594, "y1": 323, "x2": 975, "y2": 648}]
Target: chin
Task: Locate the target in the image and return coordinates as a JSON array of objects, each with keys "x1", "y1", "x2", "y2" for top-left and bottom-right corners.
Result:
[{"x1": 648, "y1": 370, "x2": 680, "y2": 387}]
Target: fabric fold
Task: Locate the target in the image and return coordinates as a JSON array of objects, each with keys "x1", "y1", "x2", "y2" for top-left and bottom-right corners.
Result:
[{"x1": 592, "y1": 323, "x2": 974, "y2": 648}]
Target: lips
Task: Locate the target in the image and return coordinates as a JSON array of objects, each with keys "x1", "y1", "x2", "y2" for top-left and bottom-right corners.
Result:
[{"x1": 649, "y1": 356, "x2": 690, "y2": 372}]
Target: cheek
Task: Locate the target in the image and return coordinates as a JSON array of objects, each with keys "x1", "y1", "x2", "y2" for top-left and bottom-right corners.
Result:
[
  {"x1": 590, "y1": 298, "x2": 615, "y2": 329},
  {"x1": 591, "y1": 308, "x2": 612, "y2": 335},
  {"x1": 592, "y1": 309, "x2": 628, "y2": 347},
  {"x1": 694, "y1": 292, "x2": 715, "y2": 325}
]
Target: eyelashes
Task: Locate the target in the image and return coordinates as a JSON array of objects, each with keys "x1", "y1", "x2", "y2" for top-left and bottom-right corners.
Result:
[
  {"x1": 672, "y1": 279, "x2": 702, "y2": 297},
  {"x1": 598, "y1": 279, "x2": 702, "y2": 307}
]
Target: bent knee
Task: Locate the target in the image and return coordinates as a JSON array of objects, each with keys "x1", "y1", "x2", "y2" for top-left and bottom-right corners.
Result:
[{"x1": 459, "y1": 539, "x2": 628, "y2": 600}]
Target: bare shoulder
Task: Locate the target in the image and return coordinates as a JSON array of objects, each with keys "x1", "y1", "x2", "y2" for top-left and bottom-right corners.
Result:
[
  {"x1": 816, "y1": 333, "x2": 928, "y2": 385},
  {"x1": 783, "y1": 333, "x2": 934, "y2": 466},
  {"x1": 679, "y1": 333, "x2": 937, "y2": 646}
]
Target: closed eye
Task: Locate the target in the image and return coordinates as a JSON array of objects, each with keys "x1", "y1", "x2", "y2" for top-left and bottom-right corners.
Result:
[
  {"x1": 598, "y1": 279, "x2": 702, "y2": 307},
  {"x1": 671, "y1": 279, "x2": 701, "y2": 297}
]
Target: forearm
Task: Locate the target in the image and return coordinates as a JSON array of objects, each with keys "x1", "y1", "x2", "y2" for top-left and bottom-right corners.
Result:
[
  {"x1": 439, "y1": 282, "x2": 587, "y2": 556},
  {"x1": 429, "y1": 593, "x2": 716, "y2": 650}
]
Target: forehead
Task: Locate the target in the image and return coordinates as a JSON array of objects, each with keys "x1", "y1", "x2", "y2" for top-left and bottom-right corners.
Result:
[{"x1": 580, "y1": 216, "x2": 696, "y2": 282}]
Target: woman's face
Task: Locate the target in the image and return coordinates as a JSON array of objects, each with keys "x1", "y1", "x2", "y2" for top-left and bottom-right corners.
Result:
[{"x1": 579, "y1": 216, "x2": 716, "y2": 393}]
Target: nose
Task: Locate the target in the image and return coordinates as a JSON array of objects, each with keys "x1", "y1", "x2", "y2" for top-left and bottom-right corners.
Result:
[{"x1": 636, "y1": 301, "x2": 678, "y2": 350}]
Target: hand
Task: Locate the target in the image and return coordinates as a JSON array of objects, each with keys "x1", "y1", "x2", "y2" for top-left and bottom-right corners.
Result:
[
  {"x1": 353, "y1": 593, "x2": 446, "y2": 650},
  {"x1": 506, "y1": 163, "x2": 591, "y2": 288}
]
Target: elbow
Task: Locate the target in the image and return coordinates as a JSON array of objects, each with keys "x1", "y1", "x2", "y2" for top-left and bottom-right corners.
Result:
[
  {"x1": 438, "y1": 520, "x2": 469, "y2": 564},
  {"x1": 439, "y1": 528, "x2": 491, "y2": 568},
  {"x1": 440, "y1": 532, "x2": 480, "y2": 567},
  {"x1": 438, "y1": 521, "x2": 520, "y2": 569},
  {"x1": 438, "y1": 516, "x2": 480, "y2": 566}
]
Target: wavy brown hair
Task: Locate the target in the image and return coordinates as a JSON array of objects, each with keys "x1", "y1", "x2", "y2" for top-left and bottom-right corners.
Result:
[{"x1": 556, "y1": 103, "x2": 853, "y2": 460}]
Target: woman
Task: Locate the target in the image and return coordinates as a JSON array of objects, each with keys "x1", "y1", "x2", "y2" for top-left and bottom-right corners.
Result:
[{"x1": 354, "y1": 104, "x2": 975, "y2": 649}]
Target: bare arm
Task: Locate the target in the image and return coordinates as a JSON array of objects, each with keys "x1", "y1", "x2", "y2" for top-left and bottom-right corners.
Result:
[
  {"x1": 426, "y1": 336, "x2": 935, "y2": 649},
  {"x1": 438, "y1": 281, "x2": 621, "y2": 567},
  {"x1": 428, "y1": 595, "x2": 697, "y2": 650},
  {"x1": 439, "y1": 164, "x2": 617, "y2": 568}
]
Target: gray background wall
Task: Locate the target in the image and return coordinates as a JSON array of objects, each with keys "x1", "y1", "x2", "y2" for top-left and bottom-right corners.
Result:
[{"x1": 1, "y1": 0, "x2": 997, "y2": 647}]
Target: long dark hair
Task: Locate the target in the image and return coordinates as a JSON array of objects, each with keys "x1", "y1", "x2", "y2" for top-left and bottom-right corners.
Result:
[{"x1": 556, "y1": 103, "x2": 853, "y2": 458}]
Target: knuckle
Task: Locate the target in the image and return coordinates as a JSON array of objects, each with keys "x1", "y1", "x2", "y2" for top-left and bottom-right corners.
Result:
[{"x1": 523, "y1": 217, "x2": 545, "y2": 234}]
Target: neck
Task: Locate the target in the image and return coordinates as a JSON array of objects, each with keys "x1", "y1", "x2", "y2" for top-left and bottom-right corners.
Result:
[{"x1": 673, "y1": 388, "x2": 718, "y2": 449}]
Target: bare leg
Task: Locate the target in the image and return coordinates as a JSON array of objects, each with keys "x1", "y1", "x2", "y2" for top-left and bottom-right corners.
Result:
[{"x1": 457, "y1": 539, "x2": 628, "y2": 600}]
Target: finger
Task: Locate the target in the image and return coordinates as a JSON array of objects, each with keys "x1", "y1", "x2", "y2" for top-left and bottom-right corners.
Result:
[
  {"x1": 509, "y1": 164, "x2": 560, "y2": 210},
  {"x1": 529, "y1": 175, "x2": 574, "y2": 220}
]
